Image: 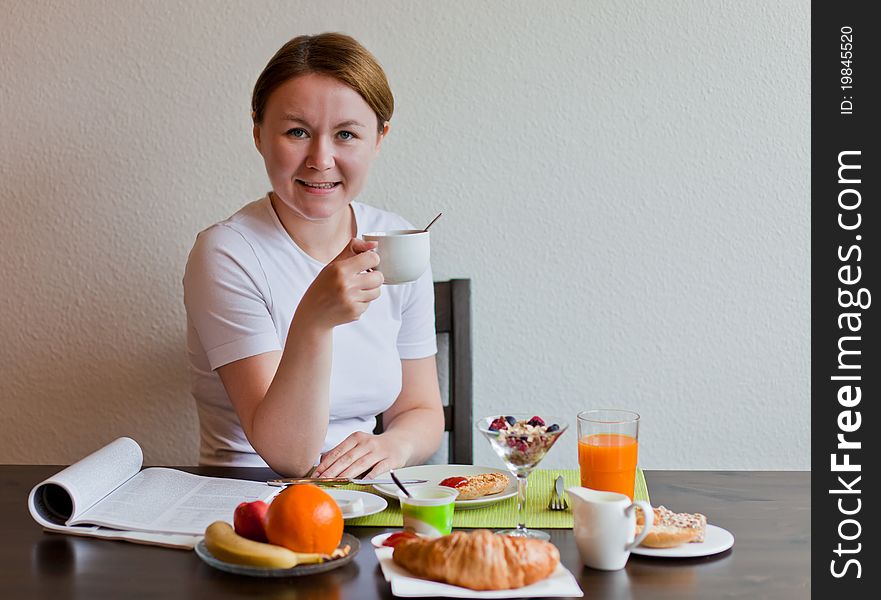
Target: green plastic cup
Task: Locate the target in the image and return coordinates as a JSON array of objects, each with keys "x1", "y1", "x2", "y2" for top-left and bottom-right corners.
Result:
[{"x1": 399, "y1": 486, "x2": 458, "y2": 537}]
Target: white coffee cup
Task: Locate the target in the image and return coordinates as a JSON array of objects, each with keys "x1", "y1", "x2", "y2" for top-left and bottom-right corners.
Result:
[
  {"x1": 567, "y1": 486, "x2": 654, "y2": 571},
  {"x1": 362, "y1": 230, "x2": 430, "y2": 285}
]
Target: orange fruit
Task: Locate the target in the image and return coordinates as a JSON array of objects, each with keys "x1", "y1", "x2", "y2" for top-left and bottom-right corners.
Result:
[{"x1": 265, "y1": 484, "x2": 343, "y2": 554}]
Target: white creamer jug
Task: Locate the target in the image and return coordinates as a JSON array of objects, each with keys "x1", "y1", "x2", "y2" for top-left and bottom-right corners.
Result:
[{"x1": 567, "y1": 486, "x2": 654, "y2": 570}]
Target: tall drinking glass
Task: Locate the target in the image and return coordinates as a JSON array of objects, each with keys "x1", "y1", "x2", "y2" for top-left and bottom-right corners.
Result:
[
  {"x1": 577, "y1": 410, "x2": 640, "y2": 499},
  {"x1": 477, "y1": 414, "x2": 567, "y2": 540}
]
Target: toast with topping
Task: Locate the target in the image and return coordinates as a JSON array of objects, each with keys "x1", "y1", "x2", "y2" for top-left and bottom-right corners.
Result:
[
  {"x1": 636, "y1": 505, "x2": 707, "y2": 548},
  {"x1": 439, "y1": 473, "x2": 509, "y2": 500}
]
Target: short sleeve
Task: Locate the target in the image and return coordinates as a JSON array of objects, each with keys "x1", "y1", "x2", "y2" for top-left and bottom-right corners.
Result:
[
  {"x1": 183, "y1": 224, "x2": 282, "y2": 370},
  {"x1": 396, "y1": 265, "x2": 438, "y2": 359}
]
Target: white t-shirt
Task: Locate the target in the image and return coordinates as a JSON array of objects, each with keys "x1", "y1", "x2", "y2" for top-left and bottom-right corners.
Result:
[{"x1": 183, "y1": 195, "x2": 437, "y2": 467}]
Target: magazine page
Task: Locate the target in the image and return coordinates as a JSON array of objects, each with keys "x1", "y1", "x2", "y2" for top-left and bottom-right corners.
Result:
[
  {"x1": 40, "y1": 521, "x2": 201, "y2": 549},
  {"x1": 71, "y1": 467, "x2": 279, "y2": 535},
  {"x1": 28, "y1": 437, "x2": 143, "y2": 529}
]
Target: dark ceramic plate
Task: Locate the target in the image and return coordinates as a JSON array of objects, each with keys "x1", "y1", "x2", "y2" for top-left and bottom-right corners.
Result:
[{"x1": 194, "y1": 533, "x2": 359, "y2": 577}]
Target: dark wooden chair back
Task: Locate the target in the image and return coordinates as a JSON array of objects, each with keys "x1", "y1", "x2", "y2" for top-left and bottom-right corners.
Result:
[
  {"x1": 432, "y1": 279, "x2": 473, "y2": 464},
  {"x1": 375, "y1": 279, "x2": 473, "y2": 464}
]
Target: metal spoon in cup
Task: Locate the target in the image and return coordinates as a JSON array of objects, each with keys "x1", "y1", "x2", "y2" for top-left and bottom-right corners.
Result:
[
  {"x1": 390, "y1": 470, "x2": 412, "y2": 498},
  {"x1": 423, "y1": 212, "x2": 443, "y2": 231}
]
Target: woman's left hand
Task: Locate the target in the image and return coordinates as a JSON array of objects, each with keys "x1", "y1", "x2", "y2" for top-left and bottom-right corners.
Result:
[{"x1": 313, "y1": 431, "x2": 410, "y2": 479}]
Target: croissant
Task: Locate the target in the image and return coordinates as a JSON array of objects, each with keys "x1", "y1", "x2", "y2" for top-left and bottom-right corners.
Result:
[{"x1": 392, "y1": 529, "x2": 559, "y2": 590}]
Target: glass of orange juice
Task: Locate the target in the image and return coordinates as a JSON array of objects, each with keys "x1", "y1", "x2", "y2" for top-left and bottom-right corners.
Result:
[{"x1": 577, "y1": 410, "x2": 640, "y2": 499}]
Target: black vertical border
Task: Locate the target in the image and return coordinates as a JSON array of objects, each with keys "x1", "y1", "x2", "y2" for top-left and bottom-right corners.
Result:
[{"x1": 812, "y1": 0, "x2": 879, "y2": 595}]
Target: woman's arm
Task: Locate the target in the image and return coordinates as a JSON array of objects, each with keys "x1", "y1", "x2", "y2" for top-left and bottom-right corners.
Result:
[
  {"x1": 216, "y1": 238, "x2": 382, "y2": 476},
  {"x1": 313, "y1": 356, "x2": 444, "y2": 479},
  {"x1": 216, "y1": 320, "x2": 330, "y2": 476}
]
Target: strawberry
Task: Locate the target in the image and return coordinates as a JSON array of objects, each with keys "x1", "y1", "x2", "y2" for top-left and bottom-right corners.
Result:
[
  {"x1": 489, "y1": 417, "x2": 509, "y2": 431},
  {"x1": 383, "y1": 531, "x2": 419, "y2": 548}
]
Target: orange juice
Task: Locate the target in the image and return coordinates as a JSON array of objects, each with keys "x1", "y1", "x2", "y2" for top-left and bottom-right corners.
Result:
[{"x1": 578, "y1": 433, "x2": 638, "y2": 498}]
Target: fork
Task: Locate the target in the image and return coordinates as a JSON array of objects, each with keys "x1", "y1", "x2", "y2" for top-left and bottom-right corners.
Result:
[{"x1": 548, "y1": 475, "x2": 569, "y2": 511}]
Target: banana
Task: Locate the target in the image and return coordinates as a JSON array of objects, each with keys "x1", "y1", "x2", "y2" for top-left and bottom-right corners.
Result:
[{"x1": 203, "y1": 521, "x2": 326, "y2": 568}]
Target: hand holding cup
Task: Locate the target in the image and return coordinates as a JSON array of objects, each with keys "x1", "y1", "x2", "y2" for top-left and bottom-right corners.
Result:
[{"x1": 297, "y1": 238, "x2": 383, "y2": 329}]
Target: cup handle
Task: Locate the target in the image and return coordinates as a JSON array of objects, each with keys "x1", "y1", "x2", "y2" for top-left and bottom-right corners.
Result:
[{"x1": 624, "y1": 500, "x2": 654, "y2": 551}]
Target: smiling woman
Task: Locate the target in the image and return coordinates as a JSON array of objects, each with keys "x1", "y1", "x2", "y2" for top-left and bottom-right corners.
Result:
[
  {"x1": 183, "y1": 33, "x2": 444, "y2": 477},
  {"x1": 255, "y1": 73, "x2": 386, "y2": 230}
]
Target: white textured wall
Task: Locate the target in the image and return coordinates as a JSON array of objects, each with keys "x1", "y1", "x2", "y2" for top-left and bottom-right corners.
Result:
[{"x1": 0, "y1": 1, "x2": 809, "y2": 469}]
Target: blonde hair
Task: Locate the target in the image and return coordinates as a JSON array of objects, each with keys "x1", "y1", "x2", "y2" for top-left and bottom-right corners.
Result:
[{"x1": 251, "y1": 32, "x2": 393, "y2": 131}]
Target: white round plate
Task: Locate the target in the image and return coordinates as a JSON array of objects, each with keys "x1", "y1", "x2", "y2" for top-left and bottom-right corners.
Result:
[
  {"x1": 631, "y1": 524, "x2": 734, "y2": 558},
  {"x1": 324, "y1": 489, "x2": 387, "y2": 519},
  {"x1": 372, "y1": 464, "x2": 517, "y2": 510}
]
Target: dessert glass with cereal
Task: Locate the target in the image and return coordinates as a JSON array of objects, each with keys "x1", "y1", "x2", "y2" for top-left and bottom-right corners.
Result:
[{"x1": 477, "y1": 415, "x2": 568, "y2": 540}]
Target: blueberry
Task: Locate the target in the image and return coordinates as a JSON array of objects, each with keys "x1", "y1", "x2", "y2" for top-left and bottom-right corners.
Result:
[
  {"x1": 547, "y1": 424, "x2": 560, "y2": 432},
  {"x1": 505, "y1": 416, "x2": 516, "y2": 425}
]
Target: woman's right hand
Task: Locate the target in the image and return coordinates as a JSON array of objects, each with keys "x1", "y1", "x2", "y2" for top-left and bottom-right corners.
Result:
[{"x1": 295, "y1": 238, "x2": 384, "y2": 330}]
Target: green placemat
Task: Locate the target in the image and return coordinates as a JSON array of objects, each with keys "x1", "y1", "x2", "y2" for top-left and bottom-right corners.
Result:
[{"x1": 344, "y1": 468, "x2": 649, "y2": 529}]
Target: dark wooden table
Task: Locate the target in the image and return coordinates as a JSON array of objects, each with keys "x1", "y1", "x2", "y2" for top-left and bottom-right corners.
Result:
[{"x1": 1, "y1": 467, "x2": 809, "y2": 599}]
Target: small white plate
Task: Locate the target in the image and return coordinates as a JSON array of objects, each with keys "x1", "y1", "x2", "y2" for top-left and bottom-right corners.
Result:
[
  {"x1": 325, "y1": 489, "x2": 387, "y2": 519},
  {"x1": 372, "y1": 464, "x2": 517, "y2": 510},
  {"x1": 631, "y1": 524, "x2": 734, "y2": 558}
]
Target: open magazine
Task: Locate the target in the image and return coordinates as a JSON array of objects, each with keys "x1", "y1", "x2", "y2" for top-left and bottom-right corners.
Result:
[{"x1": 28, "y1": 437, "x2": 279, "y2": 549}]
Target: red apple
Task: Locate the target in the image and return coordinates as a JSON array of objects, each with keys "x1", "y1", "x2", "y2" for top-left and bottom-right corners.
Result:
[{"x1": 233, "y1": 500, "x2": 269, "y2": 542}]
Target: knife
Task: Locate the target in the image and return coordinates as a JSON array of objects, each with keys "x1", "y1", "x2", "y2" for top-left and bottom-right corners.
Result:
[{"x1": 267, "y1": 477, "x2": 428, "y2": 487}]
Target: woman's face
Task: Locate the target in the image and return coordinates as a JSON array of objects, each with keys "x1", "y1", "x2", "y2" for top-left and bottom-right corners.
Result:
[{"x1": 254, "y1": 73, "x2": 388, "y2": 223}]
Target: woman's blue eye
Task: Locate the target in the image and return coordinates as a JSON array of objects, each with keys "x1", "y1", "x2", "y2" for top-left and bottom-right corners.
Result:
[
  {"x1": 338, "y1": 131, "x2": 355, "y2": 141},
  {"x1": 286, "y1": 128, "x2": 307, "y2": 138}
]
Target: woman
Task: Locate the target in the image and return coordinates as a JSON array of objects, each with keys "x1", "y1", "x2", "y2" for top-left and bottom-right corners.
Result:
[{"x1": 183, "y1": 33, "x2": 444, "y2": 477}]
